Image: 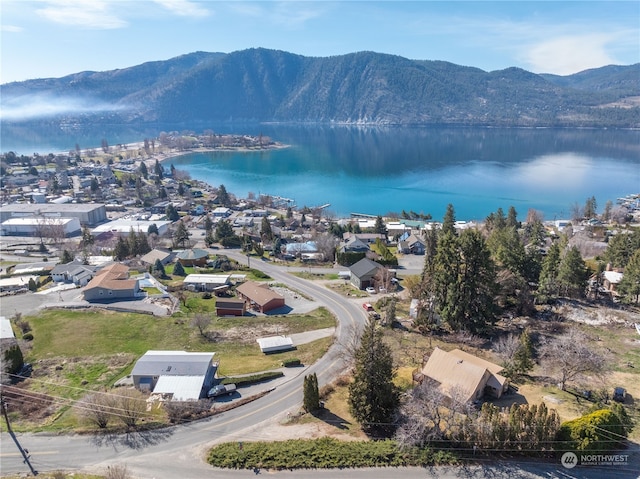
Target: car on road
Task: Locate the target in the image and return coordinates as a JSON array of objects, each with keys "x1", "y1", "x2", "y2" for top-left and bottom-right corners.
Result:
[
  {"x1": 362, "y1": 302, "x2": 374, "y2": 311},
  {"x1": 365, "y1": 287, "x2": 376, "y2": 294},
  {"x1": 207, "y1": 383, "x2": 237, "y2": 398}
]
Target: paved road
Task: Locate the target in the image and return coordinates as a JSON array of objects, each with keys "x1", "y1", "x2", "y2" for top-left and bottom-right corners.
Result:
[
  {"x1": 3, "y1": 251, "x2": 637, "y2": 478},
  {"x1": 1, "y1": 251, "x2": 368, "y2": 477}
]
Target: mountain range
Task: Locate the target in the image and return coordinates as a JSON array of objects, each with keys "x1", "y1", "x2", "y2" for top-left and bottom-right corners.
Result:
[{"x1": 2, "y1": 48, "x2": 639, "y2": 128}]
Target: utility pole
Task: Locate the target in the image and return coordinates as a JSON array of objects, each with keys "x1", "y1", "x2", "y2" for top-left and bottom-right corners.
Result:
[{"x1": 1, "y1": 396, "x2": 38, "y2": 476}]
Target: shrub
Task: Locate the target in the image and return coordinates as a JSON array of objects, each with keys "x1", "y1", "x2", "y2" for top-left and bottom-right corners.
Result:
[
  {"x1": 221, "y1": 371, "x2": 284, "y2": 387},
  {"x1": 557, "y1": 409, "x2": 627, "y2": 452},
  {"x1": 202, "y1": 292, "x2": 213, "y2": 299},
  {"x1": 282, "y1": 358, "x2": 301, "y2": 367}
]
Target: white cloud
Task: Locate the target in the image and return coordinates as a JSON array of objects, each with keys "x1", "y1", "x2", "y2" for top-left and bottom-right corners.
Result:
[
  {"x1": 524, "y1": 34, "x2": 618, "y2": 75},
  {"x1": 229, "y1": 1, "x2": 325, "y2": 29},
  {"x1": 35, "y1": 0, "x2": 127, "y2": 29},
  {"x1": 153, "y1": 0, "x2": 210, "y2": 18},
  {"x1": 1, "y1": 24, "x2": 23, "y2": 33}
]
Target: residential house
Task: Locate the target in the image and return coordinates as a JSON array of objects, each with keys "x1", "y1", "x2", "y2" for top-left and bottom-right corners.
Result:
[
  {"x1": 236, "y1": 281, "x2": 285, "y2": 314},
  {"x1": 50, "y1": 261, "x2": 97, "y2": 286},
  {"x1": 602, "y1": 265, "x2": 624, "y2": 296},
  {"x1": 339, "y1": 236, "x2": 370, "y2": 254},
  {"x1": 215, "y1": 298, "x2": 247, "y2": 316},
  {"x1": 140, "y1": 248, "x2": 175, "y2": 267},
  {"x1": 397, "y1": 233, "x2": 426, "y2": 255},
  {"x1": 342, "y1": 232, "x2": 387, "y2": 244},
  {"x1": 131, "y1": 350, "x2": 217, "y2": 401},
  {"x1": 176, "y1": 248, "x2": 209, "y2": 267},
  {"x1": 349, "y1": 258, "x2": 383, "y2": 290},
  {"x1": 83, "y1": 263, "x2": 141, "y2": 302},
  {"x1": 415, "y1": 347, "x2": 508, "y2": 403}
]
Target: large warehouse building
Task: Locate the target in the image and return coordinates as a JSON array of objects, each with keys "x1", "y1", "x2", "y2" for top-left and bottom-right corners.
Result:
[
  {"x1": 0, "y1": 203, "x2": 107, "y2": 226},
  {"x1": 1, "y1": 217, "x2": 81, "y2": 237}
]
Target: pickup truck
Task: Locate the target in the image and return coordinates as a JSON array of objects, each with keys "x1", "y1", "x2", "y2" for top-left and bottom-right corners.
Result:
[{"x1": 207, "y1": 383, "x2": 237, "y2": 398}]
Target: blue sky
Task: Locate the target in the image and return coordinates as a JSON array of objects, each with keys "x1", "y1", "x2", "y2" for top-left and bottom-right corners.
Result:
[{"x1": 1, "y1": 1, "x2": 638, "y2": 84}]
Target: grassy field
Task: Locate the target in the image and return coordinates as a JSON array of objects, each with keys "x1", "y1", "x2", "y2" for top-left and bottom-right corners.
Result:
[{"x1": 3, "y1": 306, "x2": 336, "y2": 431}]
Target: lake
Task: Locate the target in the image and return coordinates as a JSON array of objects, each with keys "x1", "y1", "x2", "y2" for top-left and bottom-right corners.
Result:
[{"x1": 2, "y1": 123, "x2": 639, "y2": 221}]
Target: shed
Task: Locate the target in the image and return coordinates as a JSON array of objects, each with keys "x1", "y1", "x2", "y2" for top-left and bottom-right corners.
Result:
[
  {"x1": 215, "y1": 298, "x2": 246, "y2": 316},
  {"x1": 256, "y1": 336, "x2": 294, "y2": 354},
  {"x1": 236, "y1": 281, "x2": 285, "y2": 313},
  {"x1": 183, "y1": 274, "x2": 231, "y2": 292}
]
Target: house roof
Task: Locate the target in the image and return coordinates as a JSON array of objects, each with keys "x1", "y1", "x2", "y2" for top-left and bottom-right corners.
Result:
[
  {"x1": 216, "y1": 299, "x2": 246, "y2": 310},
  {"x1": 51, "y1": 260, "x2": 96, "y2": 276},
  {"x1": 176, "y1": 248, "x2": 209, "y2": 260},
  {"x1": 140, "y1": 248, "x2": 174, "y2": 265},
  {"x1": 349, "y1": 258, "x2": 382, "y2": 278},
  {"x1": 153, "y1": 375, "x2": 207, "y2": 401},
  {"x1": 132, "y1": 350, "x2": 215, "y2": 377},
  {"x1": 236, "y1": 281, "x2": 284, "y2": 306},
  {"x1": 183, "y1": 274, "x2": 231, "y2": 285},
  {"x1": 84, "y1": 263, "x2": 136, "y2": 291},
  {"x1": 420, "y1": 347, "x2": 507, "y2": 403},
  {"x1": 604, "y1": 270, "x2": 624, "y2": 284}
]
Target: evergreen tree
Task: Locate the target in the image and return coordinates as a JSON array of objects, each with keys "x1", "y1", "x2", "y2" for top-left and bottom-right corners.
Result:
[
  {"x1": 60, "y1": 249, "x2": 74, "y2": 264},
  {"x1": 166, "y1": 204, "x2": 180, "y2": 222},
  {"x1": 348, "y1": 320, "x2": 399, "y2": 435},
  {"x1": 147, "y1": 223, "x2": 159, "y2": 236},
  {"x1": 177, "y1": 183, "x2": 185, "y2": 196},
  {"x1": 218, "y1": 184, "x2": 230, "y2": 207},
  {"x1": 137, "y1": 231, "x2": 151, "y2": 255},
  {"x1": 154, "y1": 159, "x2": 163, "y2": 179},
  {"x1": 514, "y1": 328, "x2": 534, "y2": 376},
  {"x1": 139, "y1": 161, "x2": 148, "y2": 179},
  {"x1": 81, "y1": 225, "x2": 94, "y2": 248},
  {"x1": 557, "y1": 246, "x2": 588, "y2": 298},
  {"x1": 173, "y1": 221, "x2": 191, "y2": 248},
  {"x1": 605, "y1": 229, "x2": 640, "y2": 268},
  {"x1": 584, "y1": 196, "x2": 597, "y2": 219},
  {"x1": 617, "y1": 248, "x2": 640, "y2": 304},
  {"x1": 455, "y1": 229, "x2": 498, "y2": 333},
  {"x1": 537, "y1": 242, "x2": 561, "y2": 302},
  {"x1": 114, "y1": 236, "x2": 130, "y2": 261},
  {"x1": 261, "y1": 216, "x2": 274, "y2": 242},
  {"x1": 506, "y1": 206, "x2": 519, "y2": 229},
  {"x1": 28, "y1": 278, "x2": 38, "y2": 292},
  {"x1": 303, "y1": 373, "x2": 320, "y2": 413},
  {"x1": 215, "y1": 219, "x2": 234, "y2": 242},
  {"x1": 152, "y1": 259, "x2": 166, "y2": 278},
  {"x1": 441, "y1": 203, "x2": 456, "y2": 236},
  {"x1": 373, "y1": 215, "x2": 387, "y2": 236},
  {"x1": 159, "y1": 187, "x2": 168, "y2": 199},
  {"x1": 173, "y1": 261, "x2": 186, "y2": 276},
  {"x1": 127, "y1": 228, "x2": 140, "y2": 257},
  {"x1": 204, "y1": 215, "x2": 213, "y2": 234}
]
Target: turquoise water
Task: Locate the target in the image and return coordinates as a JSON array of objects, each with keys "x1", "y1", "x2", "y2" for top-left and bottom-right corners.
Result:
[
  {"x1": 3, "y1": 123, "x2": 639, "y2": 221},
  {"x1": 168, "y1": 126, "x2": 640, "y2": 221}
]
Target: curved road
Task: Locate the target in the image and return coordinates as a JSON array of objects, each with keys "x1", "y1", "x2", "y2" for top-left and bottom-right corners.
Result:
[
  {"x1": 1, "y1": 254, "x2": 368, "y2": 477},
  {"x1": 2, "y1": 254, "x2": 635, "y2": 479}
]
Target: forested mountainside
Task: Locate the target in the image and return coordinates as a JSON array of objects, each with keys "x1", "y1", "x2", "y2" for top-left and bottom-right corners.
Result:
[{"x1": 2, "y1": 48, "x2": 638, "y2": 128}]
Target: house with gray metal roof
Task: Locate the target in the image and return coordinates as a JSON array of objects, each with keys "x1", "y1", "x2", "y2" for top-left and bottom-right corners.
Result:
[
  {"x1": 131, "y1": 350, "x2": 217, "y2": 401},
  {"x1": 349, "y1": 258, "x2": 383, "y2": 290}
]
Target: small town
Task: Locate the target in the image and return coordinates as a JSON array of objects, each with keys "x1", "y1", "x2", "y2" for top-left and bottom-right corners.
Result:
[{"x1": 1, "y1": 131, "x2": 639, "y2": 478}]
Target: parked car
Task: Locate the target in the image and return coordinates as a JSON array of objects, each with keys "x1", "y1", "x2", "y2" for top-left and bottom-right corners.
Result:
[
  {"x1": 207, "y1": 383, "x2": 237, "y2": 398},
  {"x1": 362, "y1": 303, "x2": 374, "y2": 311},
  {"x1": 365, "y1": 287, "x2": 376, "y2": 294},
  {"x1": 613, "y1": 387, "x2": 626, "y2": 402}
]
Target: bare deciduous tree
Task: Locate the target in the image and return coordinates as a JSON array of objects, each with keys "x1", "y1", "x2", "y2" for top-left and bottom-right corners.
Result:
[
  {"x1": 539, "y1": 328, "x2": 609, "y2": 391},
  {"x1": 395, "y1": 379, "x2": 474, "y2": 449},
  {"x1": 115, "y1": 388, "x2": 147, "y2": 429},
  {"x1": 190, "y1": 313, "x2": 212, "y2": 339},
  {"x1": 77, "y1": 392, "x2": 116, "y2": 429}
]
